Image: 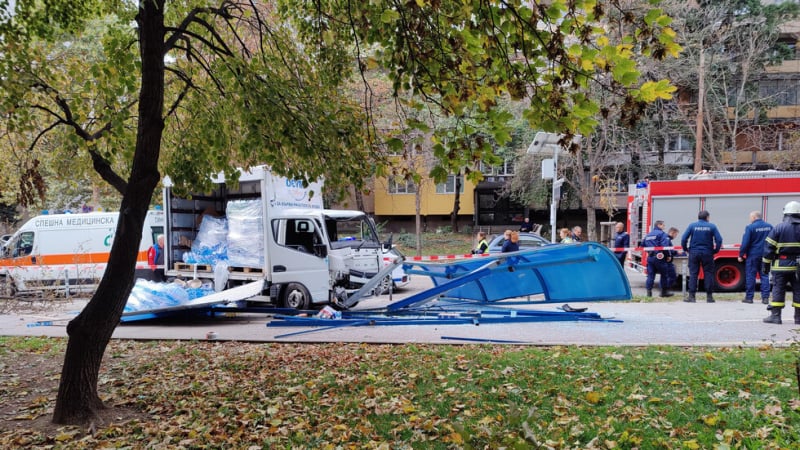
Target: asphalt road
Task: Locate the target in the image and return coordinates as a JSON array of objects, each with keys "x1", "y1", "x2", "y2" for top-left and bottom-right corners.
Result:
[{"x1": 1, "y1": 269, "x2": 798, "y2": 346}]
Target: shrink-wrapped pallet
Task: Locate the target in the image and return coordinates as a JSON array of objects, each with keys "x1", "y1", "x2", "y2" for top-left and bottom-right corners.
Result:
[
  {"x1": 226, "y1": 199, "x2": 264, "y2": 268},
  {"x1": 183, "y1": 215, "x2": 228, "y2": 266}
]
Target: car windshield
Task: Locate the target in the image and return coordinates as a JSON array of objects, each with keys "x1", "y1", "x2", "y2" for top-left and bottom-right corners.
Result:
[
  {"x1": 488, "y1": 233, "x2": 548, "y2": 252},
  {"x1": 327, "y1": 216, "x2": 381, "y2": 250}
]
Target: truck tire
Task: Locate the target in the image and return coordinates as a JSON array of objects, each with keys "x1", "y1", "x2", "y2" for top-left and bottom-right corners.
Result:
[
  {"x1": 0, "y1": 276, "x2": 15, "y2": 298},
  {"x1": 282, "y1": 283, "x2": 311, "y2": 310},
  {"x1": 376, "y1": 276, "x2": 392, "y2": 295},
  {"x1": 715, "y1": 260, "x2": 745, "y2": 292}
]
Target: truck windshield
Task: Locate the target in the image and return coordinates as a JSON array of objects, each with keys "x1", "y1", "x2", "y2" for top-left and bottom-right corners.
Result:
[{"x1": 327, "y1": 216, "x2": 380, "y2": 250}]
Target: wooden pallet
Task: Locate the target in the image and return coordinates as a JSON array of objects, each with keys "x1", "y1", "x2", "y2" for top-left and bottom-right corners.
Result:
[
  {"x1": 229, "y1": 266, "x2": 264, "y2": 274},
  {"x1": 173, "y1": 262, "x2": 213, "y2": 272}
]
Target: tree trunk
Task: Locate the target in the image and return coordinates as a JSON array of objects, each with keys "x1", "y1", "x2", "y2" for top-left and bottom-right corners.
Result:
[
  {"x1": 354, "y1": 186, "x2": 364, "y2": 212},
  {"x1": 586, "y1": 206, "x2": 597, "y2": 242},
  {"x1": 694, "y1": 48, "x2": 705, "y2": 173},
  {"x1": 52, "y1": 0, "x2": 165, "y2": 425},
  {"x1": 450, "y1": 173, "x2": 461, "y2": 232},
  {"x1": 415, "y1": 187, "x2": 422, "y2": 256}
]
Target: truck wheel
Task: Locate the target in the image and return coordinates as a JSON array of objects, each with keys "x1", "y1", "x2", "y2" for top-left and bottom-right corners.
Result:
[
  {"x1": 376, "y1": 276, "x2": 392, "y2": 295},
  {"x1": 282, "y1": 283, "x2": 311, "y2": 310},
  {"x1": 715, "y1": 261, "x2": 744, "y2": 292},
  {"x1": 0, "y1": 276, "x2": 16, "y2": 298}
]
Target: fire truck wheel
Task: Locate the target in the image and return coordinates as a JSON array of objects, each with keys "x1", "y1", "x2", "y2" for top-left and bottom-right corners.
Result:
[
  {"x1": 0, "y1": 276, "x2": 15, "y2": 298},
  {"x1": 715, "y1": 261, "x2": 745, "y2": 292},
  {"x1": 282, "y1": 283, "x2": 311, "y2": 310}
]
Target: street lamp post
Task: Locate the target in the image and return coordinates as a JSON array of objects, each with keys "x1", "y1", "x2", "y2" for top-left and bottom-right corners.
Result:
[
  {"x1": 528, "y1": 132, "x2": 567, "y2": 243},
  {"x1": 549, "y1": 150, "x2": 564, "y2": 243}
]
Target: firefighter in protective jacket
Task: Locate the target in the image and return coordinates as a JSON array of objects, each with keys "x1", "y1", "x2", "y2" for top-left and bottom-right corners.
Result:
[{"x1": 762, "y1": 201, "x2": 800, "y2": 325}]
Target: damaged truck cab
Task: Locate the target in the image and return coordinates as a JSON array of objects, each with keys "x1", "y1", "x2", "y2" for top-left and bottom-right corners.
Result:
[{"x1": 163, "y1": 166, "x2": 383, "y2": 309}]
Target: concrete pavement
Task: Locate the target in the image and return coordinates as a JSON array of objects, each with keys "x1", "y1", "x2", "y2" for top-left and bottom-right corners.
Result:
[{"x1": 1, "y1": 269, "x2": 798, "y2": 346}]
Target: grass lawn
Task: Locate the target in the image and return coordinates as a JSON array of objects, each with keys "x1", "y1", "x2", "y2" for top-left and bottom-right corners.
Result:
[
  {"x1": 393, "y1": 231, "x2": 476, "y2": 256},
  {"x1": 1, "y1": 337, "x2": 799, "y2": 448}
]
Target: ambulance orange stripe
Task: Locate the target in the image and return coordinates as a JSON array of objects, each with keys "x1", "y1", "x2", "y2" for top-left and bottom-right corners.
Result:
[{"x1": 0, "y1": 251, "x2": 148, "y2": 266}]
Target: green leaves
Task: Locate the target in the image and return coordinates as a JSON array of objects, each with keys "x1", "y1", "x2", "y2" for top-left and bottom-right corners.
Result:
[
  {"x1": 380, "y1": 9, "x2": 400, "y2": 24},
  {"x1": 635, "y1": 80, "x2": 678, "y2": 102},
  {"x1": 281, "y1": 0, "x2": 679, "y2": 189}
]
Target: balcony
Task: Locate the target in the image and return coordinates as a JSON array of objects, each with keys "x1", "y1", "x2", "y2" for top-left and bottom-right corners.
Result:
[
  {"x1": 767, "y1": 105, "x2": 800, "y2": 119},
  {"x1": 765, "y1": 58, "x2": 800, "y2": 75},
  {"x1": 721, "y1": 151, "x2": 754, "y2": 165}
]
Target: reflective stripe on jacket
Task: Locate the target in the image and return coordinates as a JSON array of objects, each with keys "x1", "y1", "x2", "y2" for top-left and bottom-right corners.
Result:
[{"x1": 762, "y1": 215, "x2": 800, "y2": 272}]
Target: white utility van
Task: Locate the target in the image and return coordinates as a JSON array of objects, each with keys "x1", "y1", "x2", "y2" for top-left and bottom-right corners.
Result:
[
  {"x1": 163, "y1": 166, "x2": 387, "y2": 309},
  {"x1": 0, "y1": 210, "x2": 164, "y2": 297}
]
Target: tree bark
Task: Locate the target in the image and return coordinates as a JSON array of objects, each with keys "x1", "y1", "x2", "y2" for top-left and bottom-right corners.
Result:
[
  {"x1": 694, "y1": 48, "x2": 705, "y2": 173},
  {"x1": 52, "y1": 0, "x2": 166, "y2": 425},
  {"x1": 450, "y1": 172, "x2": 461, "y2": 233}
]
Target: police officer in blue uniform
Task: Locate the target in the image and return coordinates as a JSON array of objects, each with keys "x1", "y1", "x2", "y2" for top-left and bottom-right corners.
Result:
[
  {"x1": 681, "y1": 210, "x2": 723, "y2": 303},
  {"x1": 738, "y1": 211, "x2": 772, "y2": 304},
  {"x1": 762, "y1": 201, "x2": 800, "y2": 325},
  {"x1": 613, "y1": 222, "x2": 630, "y2": 266},
  {"x1": 643, "y1": 220, "x2": 673, "y2": 297}
]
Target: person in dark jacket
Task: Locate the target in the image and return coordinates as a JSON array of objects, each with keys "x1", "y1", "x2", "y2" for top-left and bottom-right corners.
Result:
[
  {"x1": 738, "y1": 211, "x2": 773, "y2": 304},
  {"x1": 664, "y1": 226, "x2": 680, "y2": 290},
  {"x1": 762, "y1": 201, "x2": 800, "y2": 325},
  {"x1": 147, "y1": 234, "x2": 165, "y2": 282},
  {"x1": 501, "y1": 231, "x2": 520, "y2": 253},
  {"x1": 570, "y1": 226, "x2": 583, "y2": 242},
  {"x1": 643, "y1": 220, "x2": 673, "y2": 297},
  {"x1": 612, "y1": 222, "x2": 630, "y2": 266},
  {"x1": 681, "y1": 210, "x2": 723, "y2": 303}
]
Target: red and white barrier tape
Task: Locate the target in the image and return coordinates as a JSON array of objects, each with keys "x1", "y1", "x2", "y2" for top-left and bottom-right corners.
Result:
[
  {"x1": 389, "y1": 253, "x2": 490, "y2": 262},
  {"x1": 392, "y1": 243, "x2": 745, "y2": 262},
  {"x1": 609, "y1": 243, "x2": 741, "y2": 252}
]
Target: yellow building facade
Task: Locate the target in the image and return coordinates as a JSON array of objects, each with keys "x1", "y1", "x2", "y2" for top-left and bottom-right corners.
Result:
[{"x1": 372, "y1": 174, "x2": 476, "y2": 217}]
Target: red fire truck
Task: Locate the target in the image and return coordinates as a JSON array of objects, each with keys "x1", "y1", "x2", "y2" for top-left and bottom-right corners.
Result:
[{"x1": 627, "y1": 171, "x2": 800, "y2": 292}]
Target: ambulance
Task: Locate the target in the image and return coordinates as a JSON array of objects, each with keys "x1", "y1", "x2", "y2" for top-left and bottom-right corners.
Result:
[{"x1": 0, "y1": 210, "x2": 164, "y2": 297}]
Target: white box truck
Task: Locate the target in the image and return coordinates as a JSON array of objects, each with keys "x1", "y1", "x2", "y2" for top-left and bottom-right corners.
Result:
[
  {"x1": 0, "y1": 210, "x2": 165, "y2": 297},
  {"x1": 163, "y1": 166, "x2": 387, "y2": 309}
]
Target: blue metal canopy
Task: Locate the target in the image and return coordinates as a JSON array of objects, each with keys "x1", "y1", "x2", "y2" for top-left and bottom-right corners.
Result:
[{"x1": 388, "y1": 242, "x2": 631, "y2": 310}]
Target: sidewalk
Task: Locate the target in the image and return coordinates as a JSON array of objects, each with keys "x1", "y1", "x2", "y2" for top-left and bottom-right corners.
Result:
[{"x1": 1, "y1": 270, "x2": 797, "y2": 346}]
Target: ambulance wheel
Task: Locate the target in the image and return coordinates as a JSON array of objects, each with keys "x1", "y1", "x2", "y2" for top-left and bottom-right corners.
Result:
[
  {"x1": 0, "y1": 276, "x2": 15, "y2": 298},
  {"x1": 715, "y1": 261, "x2": 744, "y2": 292},
  {"x1": 282, "y1": 283, "x2": 311, "y2": 310}
]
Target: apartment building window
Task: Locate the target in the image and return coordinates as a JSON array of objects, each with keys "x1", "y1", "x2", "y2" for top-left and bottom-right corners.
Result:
[
  {"x1": 668, "y1": 134, "x2": 693, "y2": 151},
  {"x1": 435, "y1": 175, "x2": 464, "y2": 194},
  {"x1": 759, "y1": 79, "x2": 800, "y2": 106},
  {"x1": 479, "y1": 159, "x2": 515, "y2": 176},
  {"x1": 388, "y1": 176, "x2": 417, "y2": 194},
  {"x1": 497, "y1": 159, "x2": 515, "y2": 175}
]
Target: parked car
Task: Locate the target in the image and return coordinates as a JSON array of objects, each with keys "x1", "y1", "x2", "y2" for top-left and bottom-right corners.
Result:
[
  {"x1": 487, "y1": 232, "x2": 551, "y2": 254},
  {"x1": 0, "y1": 234, "x2": 10, "y2": 245}
]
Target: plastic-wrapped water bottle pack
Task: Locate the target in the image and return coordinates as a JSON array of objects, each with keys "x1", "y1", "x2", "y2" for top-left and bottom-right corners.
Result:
[
  {"x1": 183, "y1": 215, "x2": 229, "y2": 266},
  {"x1": 125, "y1": 279, "x2": 191, "y2": 312},
  {"x1": 125, "y1": 279, "x2": 215, "y2": 312},
  {"x1": 226, "y1": 200, "x2": 264, "y2": 267}
]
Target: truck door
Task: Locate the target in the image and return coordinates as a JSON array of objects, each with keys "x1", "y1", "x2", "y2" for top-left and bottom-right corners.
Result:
[{"x1": 268, "y1": 217, "x2": 329, "y2": 305}]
